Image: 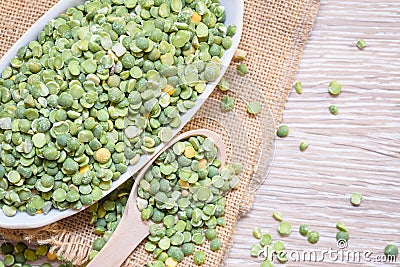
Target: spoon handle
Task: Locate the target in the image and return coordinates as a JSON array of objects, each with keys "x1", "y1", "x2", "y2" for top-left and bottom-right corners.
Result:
[{"x1": 86, "y1": 198, "x2": 150, "y2": 267}]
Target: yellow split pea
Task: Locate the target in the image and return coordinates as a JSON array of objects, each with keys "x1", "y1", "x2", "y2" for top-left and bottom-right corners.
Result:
[
  {"x1": 47, "y1": 252, "x2": 58, "y2": 261},
  {"x1": 181, "y1": 190, "x2": 189, "y2": 197},
  {"x1": 95, "y1": 148, "x2": 111, "y2": 164},
  {"x1": 178, "y1": 179, "x2": 189, "y2": 189},
  {"x1": 80, "y1": 165, "x2": 90, "y2": 174},
  {"x1": 198, "y1": 159, "x2": 207, "y2": 169},
  {"x1": 184, "y1": 146, "x2": 195, "y2": 158},
  {"x1": 166, "y1": 257, "x2": 178, "y2": 267},
  {"x1": 162, "y1": 84, "x2": 175, "y2": 95},
  {"x1": 191, "y1": 12, "x2": 202, "y2": 23}
]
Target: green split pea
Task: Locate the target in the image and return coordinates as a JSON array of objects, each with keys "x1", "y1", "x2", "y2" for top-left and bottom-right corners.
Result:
[
  {"x1": 329, "y1": 80, "x2": 342, "y2": 95},
  {"x1": 277, "y1": 125, "x2": 289, "y2": 138},
  {"x1": 294, "y1": 82, "x2": 303, "y2": 94},
  {"x1": 237, "y1": 64, "x2": 249, "y2": 76},
  {"x1": 247, "y1": 101, "x2": 261, "y2": 115},
  {"x1": 350, "y1": 192, "x2": 362, "y2": 206},
  {"x1": 221, "y1": 96, "x2": 235, "y2": 111},
  {"x1": 278, "y1": 221, "x2": 292, "y2": 236},
  {"x1": 307, "y1": 231, "x2": 320, "y2": 244},
  {"x1": 329, "y1": 105, "x2": 338, "y2": 115},
  {"x1": 299, "y1": 141, "x2": 309, "y2": 152}
]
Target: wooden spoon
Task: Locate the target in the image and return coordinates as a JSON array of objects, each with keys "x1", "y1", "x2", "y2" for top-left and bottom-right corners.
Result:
[{"x1": 87, "y1": 129, "x2": 227, "y2": 267}]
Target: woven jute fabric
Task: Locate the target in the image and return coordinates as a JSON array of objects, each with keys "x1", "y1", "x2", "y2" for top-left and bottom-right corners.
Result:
[{"x1": 0, "y1": 0, "x2": 320, "y2": 266}]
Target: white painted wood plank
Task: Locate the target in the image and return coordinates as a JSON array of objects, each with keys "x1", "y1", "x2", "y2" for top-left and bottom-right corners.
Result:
[{"x1": 227, "y1": 0, "x2": 400, "y2": 266}]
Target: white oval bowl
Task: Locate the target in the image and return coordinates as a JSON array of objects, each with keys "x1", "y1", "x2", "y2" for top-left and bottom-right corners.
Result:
[{"x1": 0, "y1": 0, "x2": 243, "y2": 229}]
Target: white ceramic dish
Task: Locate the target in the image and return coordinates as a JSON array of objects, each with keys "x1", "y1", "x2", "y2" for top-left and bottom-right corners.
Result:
[{"x1": 0, "y1": 0, "x2": 244, "y2": 229}]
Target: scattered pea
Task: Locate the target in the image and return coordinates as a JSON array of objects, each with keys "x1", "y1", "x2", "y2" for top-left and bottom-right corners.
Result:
[
  {"x1": 272, "y1": 212, "x2": 282, "y2": 221},
  {"x1": 32, "y1": 133, "x2": 47, "y2": 148},
  {"x1": 277, "y1": 125, "x2": 289, "y2": 138},
  {"x1": 210, "y1": 238, "x2": 222, "y2": 251},
  {"x1": 253, "y1": 227, "x2": 263, "y2": 239},
  {"x1": 260, "y1": 234, "x2": 272, "y2": 246},
  {"x1": 192, "y1": 233, "x2": 205, "y2": 245},
  {"x1": 277, "y1": 251, "x2": 288, "y2": 263},
  {"x1": 299, "y1": 141, "x2": 309, "y2": 152},
  {"x1": 384, "y1": 244, "x2": 398, "y2": 258},
  {"x1": 294, "y1": 82, "x2": 303, "y2": 94},
  {"x1": 237, "y1": 64, "x2": 249, "y2": 75},
  {"x1": 350, "y1": 192, "x2": 362, "y2": 206},
  {"x1": 260, "y1": 259, "x2": 273, "y2": 267},
  {"x1": 250, "y1": 244, "x2": 262, "y2": 257},
  {"x1": 273, "y1": 240, "x2": 285, "y2": 251},
  {"x1": 307, "y1": 231, "x2": 320, "y2": 244},
  {"x1": 221, "y1": 96, "x2": 235, "y2": 111},
  {"x1": 336, "y1": 222, "x2": 347, "y2": 232},
  {"x1": 278, "y1": 221, "x2": 292, "y2": 236},
  {"x1": 328, "y1": 80, "x2": 342, "y2": 95},
  {"x1": 336, "y1": 231, "x2": 349, "y2": 242},
  {"x1": 233, "y1": 49, "x2": 247, "y2": 61},
  {"x1": 182, "y1": 243, "x2": 195, "y2": 256},
  {"x1": 299, "y1": 224, "x2": 309, "y2": 236},
  {"x1": 357, "y1": 39, "x2": 366, "y2": 50},
  {"x1": 247, "y1": 101, "x2": 262, "y2": 115},
  {"x1": 329, "y1": 105, "x2": 339, "y2": 115},
  {"x1": 205, "y1": 229, "x2": 217, "y2": 241},
  {"x1": 193, "y1": 250, "x2": 206, "y2": 265},
  {"x1": 218, "y1": 78, "x2": 230, "y2": 92}
]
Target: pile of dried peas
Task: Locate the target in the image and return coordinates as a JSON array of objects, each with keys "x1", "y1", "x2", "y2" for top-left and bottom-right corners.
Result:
[
  {"x1": 0, "y1": 241, "x2": 72, "y2": 267},
  {"x1": 249, "y1": 211, "x2": 398, "y2": 266},
  {"x1": 0, "y1": 0, "x2": 236, "y2": 216}
]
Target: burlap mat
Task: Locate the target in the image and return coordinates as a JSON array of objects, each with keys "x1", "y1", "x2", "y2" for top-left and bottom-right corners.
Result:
[{"x1": 0, "y1": 0, "x2": 320, "y2": 266}]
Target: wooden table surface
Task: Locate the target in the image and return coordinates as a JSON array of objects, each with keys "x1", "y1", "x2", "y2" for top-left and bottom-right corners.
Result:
[{"x1": 227, "y1": 1, "x2": 400, "y2": 266}]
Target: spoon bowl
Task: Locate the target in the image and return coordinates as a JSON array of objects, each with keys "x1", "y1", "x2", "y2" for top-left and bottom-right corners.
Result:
[{"x1": 86, "y1": 129, "x2": 226, "y2": 267}]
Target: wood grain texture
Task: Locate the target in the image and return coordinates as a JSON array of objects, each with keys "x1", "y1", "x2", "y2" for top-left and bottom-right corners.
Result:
[{"x1": 227, "y1": 0, "x2": 400, "y2": 266}]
